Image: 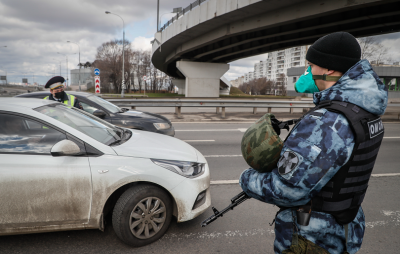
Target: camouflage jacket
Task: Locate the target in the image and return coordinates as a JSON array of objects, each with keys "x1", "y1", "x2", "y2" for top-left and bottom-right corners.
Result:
[{"x1": 240, "y1": 60, "x2": 388, "y2": 254}]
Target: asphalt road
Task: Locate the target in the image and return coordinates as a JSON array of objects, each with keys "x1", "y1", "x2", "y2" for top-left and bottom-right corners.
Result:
[{"x1": 1, "y1": 122, "x2": 399, "y2": 253}]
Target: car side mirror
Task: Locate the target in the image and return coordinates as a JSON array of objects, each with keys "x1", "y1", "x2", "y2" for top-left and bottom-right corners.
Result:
[
  {"x1": 51, "y1": 140, "x2": 81, "y2": 156},
  {"x1": 93, "y1": 109, "x2": 106, "y2": 119}
]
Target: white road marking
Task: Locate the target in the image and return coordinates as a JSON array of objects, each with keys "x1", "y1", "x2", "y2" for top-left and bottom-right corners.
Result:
[
  {"x1": 211, "y1": 180, "x2": 239, "y2": 185},
  {"x1": 210, "y1": 173, "x2": 400, "y2": 185},
  {"x1": 366, "y1": 221, "x2": 387, "y2": 228},
  {"x1": 238, "y1": 128, "x2": 248, "y2": 132},
  {"x1": 367, "y1": 210, "x2": 400, "y2": 228},
  {"x1": 183, "y1": 140, "x2": 215, "y2": 142},
  {"x1": 383, "y1": 137, "x2": 400, "y2": 139},
  {"x1": 371, "y1": 173, "x2": 400, "y2": 177},
  {"x1": 204, "y1": 155, "x2": 242, "y2": 158},
  {"x1": 161, "y1": 228, "x2": 275, "y2": 241},
  {"x1": 160, "y1": 211, "x2": 399, "y2": 241}
]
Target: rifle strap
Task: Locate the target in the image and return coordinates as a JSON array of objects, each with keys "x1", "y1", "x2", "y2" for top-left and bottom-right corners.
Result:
[{"x1": 343, "y1": 224, "x2": 350, "y2": 254}]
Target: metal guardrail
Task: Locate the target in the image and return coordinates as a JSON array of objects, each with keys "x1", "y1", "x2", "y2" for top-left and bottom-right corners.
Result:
[
  {"x1": 107, "y1": 99, "x2": 314, "y2": 107},
  {"x1": 159, "y1": 0, "x2": 208, "y2": 32},
  {"x1": 107, "y1": 98, "x2": 400, "y2": 119},
  {"x1": 108, "y1": 99, "x2": 315, "y2": 118}
]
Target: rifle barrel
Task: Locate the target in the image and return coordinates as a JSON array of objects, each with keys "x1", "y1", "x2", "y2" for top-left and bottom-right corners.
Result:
[{"x1": 200, "y1": 192, "x2": 250, "y2": 227}]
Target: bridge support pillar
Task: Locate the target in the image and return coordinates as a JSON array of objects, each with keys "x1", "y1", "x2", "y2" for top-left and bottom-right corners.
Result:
[
  {"x1": 177, "y1": 61, "x2": 229, "y2": 97},
  {"x1": 172, "y1": 79, "x2": 186, "y2": 95}
]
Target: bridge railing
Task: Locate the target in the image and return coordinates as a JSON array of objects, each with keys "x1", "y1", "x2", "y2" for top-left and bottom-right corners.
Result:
[
  {"x1": 159, "y1": 0, "x2": 209, "y2": 32},
  {"x1": 107, "y1": 98, "x2": 400, "y2": 119}
]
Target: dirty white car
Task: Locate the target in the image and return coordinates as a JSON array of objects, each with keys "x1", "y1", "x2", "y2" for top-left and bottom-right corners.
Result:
[{"x1": 0, "y1": 98, "x2": 210, "y2": 246}]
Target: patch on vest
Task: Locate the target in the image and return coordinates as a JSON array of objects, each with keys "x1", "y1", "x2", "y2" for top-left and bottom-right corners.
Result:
[
  {"x1": 367, "y1": 118, "x2": 384, "y2": 138},
  {"x1": 278, "y1": 151, "x2": 299, "y2": 175}
]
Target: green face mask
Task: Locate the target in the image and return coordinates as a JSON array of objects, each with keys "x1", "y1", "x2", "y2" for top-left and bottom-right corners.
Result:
[{"x1": 294, "y1": 66, "x2": 319, "y2": 93}]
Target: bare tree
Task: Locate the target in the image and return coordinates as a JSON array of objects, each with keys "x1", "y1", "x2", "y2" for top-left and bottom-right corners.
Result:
[
  {"x1": 358, "y1": 36, "x2": 392, "y2": 65},
  {"x1": 94, "y1": 39, "x2": 133, "y2": 93},
  {"x1": 278, "y1": 73, "x2": 287, "y2": 96},
  {"x1": 374, "y1": 44, "x2": 389, "y2": 66},
  {"x1": 94, "y1": 41, "x2": 174, "y2": 94},
  {"x1": 239, "y1": 77, "x2": 281, "y2": 95},
  {"x1": 358, "y1": 37, "x2": 377, "y2": 60}
]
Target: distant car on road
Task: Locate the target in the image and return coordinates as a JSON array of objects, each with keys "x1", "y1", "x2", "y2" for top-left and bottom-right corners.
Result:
[
  {"x1": 0, "y1": 98, "x2": 210, "y2": 246},
  {"x1": 16, "y1": 91, "x2": 175, "y2": 136}
]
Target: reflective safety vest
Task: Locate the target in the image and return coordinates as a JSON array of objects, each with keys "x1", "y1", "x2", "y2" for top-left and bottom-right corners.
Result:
[
  {"x1": 308, "y1": 101, "x2": 384, "y2": 225},
  {"x1": 44, "y1": 93, "x2": 76, "y2": 107}
]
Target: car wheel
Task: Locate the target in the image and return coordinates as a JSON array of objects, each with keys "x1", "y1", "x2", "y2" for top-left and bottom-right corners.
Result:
[{"x1": 112, "y1": 184, "x2": 172, "y2": 247}]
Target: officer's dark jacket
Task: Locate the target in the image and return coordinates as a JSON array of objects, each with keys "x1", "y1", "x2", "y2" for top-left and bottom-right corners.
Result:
[
  {"x1": 44, "y1": 92, "x2": 83, "y2": 109},
  {"x1": 240, "y1": 60, "x2": 388, "y2": 254}
]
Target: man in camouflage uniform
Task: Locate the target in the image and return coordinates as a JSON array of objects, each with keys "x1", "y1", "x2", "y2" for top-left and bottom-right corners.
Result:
[{"x1": 240, "y1": 32, "x2": 388, "y2": 253}]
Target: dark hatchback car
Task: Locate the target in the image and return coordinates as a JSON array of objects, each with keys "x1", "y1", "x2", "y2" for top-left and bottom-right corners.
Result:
[{"x1": 16, "y1": 91, "x2": 175, "y2": 136}]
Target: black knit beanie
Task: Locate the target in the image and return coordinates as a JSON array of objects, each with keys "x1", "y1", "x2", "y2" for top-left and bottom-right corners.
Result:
[{"x1": 306, "y1": 32, "x2": 361, "y2": 73}]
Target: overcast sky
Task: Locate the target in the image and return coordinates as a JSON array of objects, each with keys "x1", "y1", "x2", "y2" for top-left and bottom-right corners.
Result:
[{"x1": 1, "y1": 0, "x2": 399, "y2": 85}]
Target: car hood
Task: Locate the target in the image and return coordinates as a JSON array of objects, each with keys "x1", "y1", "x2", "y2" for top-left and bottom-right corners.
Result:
[
  {"x1": 117, "y1": 110, "x2": 168, "y2": 122},
  {"x1": 111, "y1": 129, "x2": 198, "y2": 162},
  {"x1": 119, "y1": 110, "x2": 159, "y2": 119}
]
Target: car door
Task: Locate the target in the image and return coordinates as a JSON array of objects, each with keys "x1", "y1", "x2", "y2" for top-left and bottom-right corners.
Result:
[{"x1": 0, "y1": 112, "x2": 92, "y2": 230}]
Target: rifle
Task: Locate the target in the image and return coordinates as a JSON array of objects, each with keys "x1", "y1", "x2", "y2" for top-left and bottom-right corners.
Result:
[
  {"x1": 200, "y1": 118, "x2": 299, "y2": 227},
  {"x1": 201, "y1": 191, "x2": 250, "y2": 227}
]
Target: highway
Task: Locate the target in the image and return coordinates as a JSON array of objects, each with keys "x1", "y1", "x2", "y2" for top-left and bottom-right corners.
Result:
[{"x1": 1, "y1": 122, "x2": 399, "y2": 253}]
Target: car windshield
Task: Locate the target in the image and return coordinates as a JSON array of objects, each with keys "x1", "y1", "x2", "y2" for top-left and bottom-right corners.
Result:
[
  {"x1": 35, "y1": 104, "x2": 122, "y2": 145},
  {"x1": 86, "y1": 95, "x2": 122, "y2": 113}
]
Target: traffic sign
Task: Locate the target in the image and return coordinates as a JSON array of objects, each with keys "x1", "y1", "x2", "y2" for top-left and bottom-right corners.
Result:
[
  {"x1": 95, "y1": 76, "x2": 101, "y2": 94},
  {"x1": 94, "y1": 68, "x2": 100, "y2": 76},
  {"x1": 142, "y1": 76, "x2": 147, "y2": 81}
]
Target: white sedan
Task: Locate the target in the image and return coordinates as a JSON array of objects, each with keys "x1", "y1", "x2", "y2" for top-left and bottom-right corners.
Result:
[{"x1": 0, "y1": 98, "x2": 210, "y2": 246}]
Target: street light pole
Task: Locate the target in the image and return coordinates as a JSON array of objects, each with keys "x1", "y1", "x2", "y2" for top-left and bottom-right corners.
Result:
[
  {"x1": 1, "y1": 47, "x2": 7, "y2": 84},
  {"x1": 67, "y1": 41, "x2": 81, "y2": 91},
  {"x1": 157, "y1": 0, "x2": 160, "y2": 31},
  {"x1": 159, "y1": 8, "x2": 181, "y2": 31},
  {"x1": 0, "y1": 66, "x2": 7, "y2": 85},
  {"x1": 57, "y1": 52, "x2": 76, "y2": 87},
  {"x1": 105, "y1": 11, "x2": 125, "y2": 98}
]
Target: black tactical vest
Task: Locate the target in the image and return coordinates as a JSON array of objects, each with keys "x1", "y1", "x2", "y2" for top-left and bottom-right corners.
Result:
[{"x1": 299, "y1": 100, "x2": 384, "y2": 225}]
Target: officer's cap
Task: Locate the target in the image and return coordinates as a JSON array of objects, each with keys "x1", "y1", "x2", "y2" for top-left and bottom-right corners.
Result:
[{"x1": 45, "y1": 76, "x2": 65, "y2": 89}]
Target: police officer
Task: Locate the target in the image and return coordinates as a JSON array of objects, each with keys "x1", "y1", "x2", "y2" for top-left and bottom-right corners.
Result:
[
  {"x1": 44, "y1": 76, "x2": 83, "y2": 109},
  {"x1": 240, "y1": 32, "x2": 387, "y2": 254}
]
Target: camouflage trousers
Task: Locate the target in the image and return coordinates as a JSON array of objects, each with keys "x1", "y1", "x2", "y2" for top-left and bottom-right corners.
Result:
[{"x1": 282, "y1": 235, "x2": 330, "y2": 254}]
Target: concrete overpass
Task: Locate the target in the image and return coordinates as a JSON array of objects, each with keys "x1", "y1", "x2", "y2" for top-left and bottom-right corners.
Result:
[{"x1": 151, "y1": 0, "x2": 400, "y2": 97}]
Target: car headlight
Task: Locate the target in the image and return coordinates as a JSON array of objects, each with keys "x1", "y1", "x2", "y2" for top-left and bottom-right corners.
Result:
[
  {"x1": 151, "y1": 159, "x2": 205, "y2": 178},
  {"x1": 153, "y1": 123, "x2": 171, "y2": 130}
]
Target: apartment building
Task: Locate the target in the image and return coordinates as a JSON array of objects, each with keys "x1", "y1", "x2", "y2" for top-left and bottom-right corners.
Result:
[
  {"x1": 230, "y1": 76, "x2": 244, "y2": 87},
  {"x1": 243, "y1": 46, "x2": 307, "y2": 83},
  {"x1": 244, "y1": 72, "x2": 254, "y2": 83}
]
